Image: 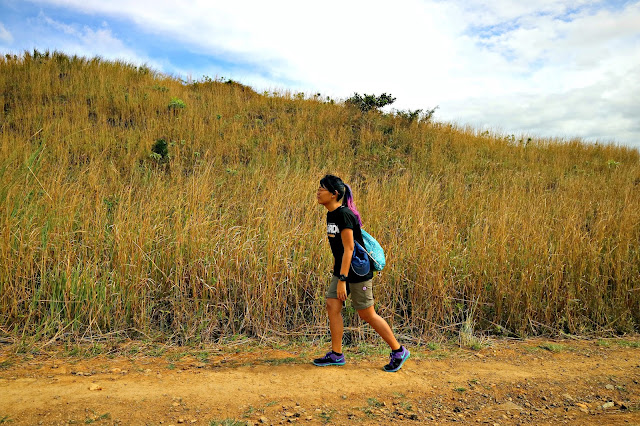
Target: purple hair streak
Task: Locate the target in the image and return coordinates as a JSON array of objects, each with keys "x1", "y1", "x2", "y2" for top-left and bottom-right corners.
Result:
[{"x1": 343, "y1": 183, "x2": 363, "y2": 226}]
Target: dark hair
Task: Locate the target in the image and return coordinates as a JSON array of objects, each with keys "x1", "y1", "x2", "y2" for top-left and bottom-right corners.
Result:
[{"x1": 320, "y1": 174, "x2": 362, "y2": 226}]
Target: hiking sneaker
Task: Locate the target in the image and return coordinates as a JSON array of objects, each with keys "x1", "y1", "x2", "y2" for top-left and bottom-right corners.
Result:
[
  {"x1": 313, "y1": 351, "x2": 345, "y2": 367},
  {"x1": 383, "y1": 346, "x2": 410, "y2": 372}
]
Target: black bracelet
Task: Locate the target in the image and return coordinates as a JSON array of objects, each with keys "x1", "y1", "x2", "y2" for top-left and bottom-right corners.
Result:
[{"x1": 338, "y1": 274, "x2": 348, "y2": 282}]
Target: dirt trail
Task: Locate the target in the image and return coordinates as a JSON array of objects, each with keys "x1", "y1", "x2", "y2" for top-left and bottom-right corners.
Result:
[{"x1": 1, "y1": 338, "x2": 639, "y2": 425}]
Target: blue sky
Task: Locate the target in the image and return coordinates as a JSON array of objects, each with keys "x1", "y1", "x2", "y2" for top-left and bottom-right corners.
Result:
[{"x1": 1, "y1": 0, "x2": 639, "y2": 148}]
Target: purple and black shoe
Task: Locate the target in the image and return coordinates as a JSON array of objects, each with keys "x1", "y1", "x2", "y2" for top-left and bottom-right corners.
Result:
[
  {"x1": 383, "y1": 346, "x2": 410, "y2": 372},
  {"x1": 313, "y1": 351, "x2": 345, "y2": 367}
]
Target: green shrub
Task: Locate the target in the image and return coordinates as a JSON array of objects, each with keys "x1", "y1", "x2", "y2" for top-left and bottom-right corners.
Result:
[
  {"x1": 168, "y1": 97, "x2": 186, "y2": 110},
  {"x1": 346, "y1": 92, "x2": 396, "y2": 112},
  {"x1": 150, "y1": 138, "x2": 169, "y2": 162}
]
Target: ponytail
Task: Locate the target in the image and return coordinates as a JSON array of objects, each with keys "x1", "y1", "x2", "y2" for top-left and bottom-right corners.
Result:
[{"x1": 342, "y1": 183, "x2": 362, "y2": 226}]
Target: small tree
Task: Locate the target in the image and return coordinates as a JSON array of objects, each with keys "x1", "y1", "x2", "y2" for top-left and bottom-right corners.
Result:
[
  {"x1": 395, "y1": 106, "x2": 439, "y2": 123},
  {"x1": 150, "y1": 138, "x2": 169, "y2": 163},
  {"x1": 346, "y1": 92, "x2": 396, "y2": 113},
  {"x1": 168, "y1": 97, "x2": 186, "y2": 110}
]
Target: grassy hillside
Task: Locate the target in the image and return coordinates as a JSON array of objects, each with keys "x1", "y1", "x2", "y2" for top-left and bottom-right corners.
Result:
[{"x1": 1, "y1": 50, "x2": 639, "y2": 345}]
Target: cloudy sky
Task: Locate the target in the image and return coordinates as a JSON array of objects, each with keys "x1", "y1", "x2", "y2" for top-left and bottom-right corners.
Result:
[{"x1": 1, "y1": 0, "x2": 639, "y2": 148}]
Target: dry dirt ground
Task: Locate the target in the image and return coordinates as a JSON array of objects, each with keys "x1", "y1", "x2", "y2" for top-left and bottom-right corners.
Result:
[{"x1": 1, "y1": 337, "x2": 639, "y2": 425}]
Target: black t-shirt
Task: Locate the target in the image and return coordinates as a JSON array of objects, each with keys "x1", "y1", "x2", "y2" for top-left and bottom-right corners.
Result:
[{"x1": 326, "y1": 206, "x2": 373, "y2": 283}]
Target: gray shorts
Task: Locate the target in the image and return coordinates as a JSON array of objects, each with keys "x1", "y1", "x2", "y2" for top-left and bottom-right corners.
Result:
[{"x1": 326, "y1": 275, "x2": 374, "y2": 311}]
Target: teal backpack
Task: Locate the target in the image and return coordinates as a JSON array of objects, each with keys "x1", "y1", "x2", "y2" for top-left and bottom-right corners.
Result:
[{"x1": 361, "y1": 229, "x2": 386, "y2": 271}]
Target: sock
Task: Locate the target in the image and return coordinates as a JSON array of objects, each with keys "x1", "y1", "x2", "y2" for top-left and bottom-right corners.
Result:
[
  {"x1": 332, "y1": 350, "x2": 343, "y2": 356},
  {"x1": 392, "y1": 346, "x2": 404, "y2": 353}
]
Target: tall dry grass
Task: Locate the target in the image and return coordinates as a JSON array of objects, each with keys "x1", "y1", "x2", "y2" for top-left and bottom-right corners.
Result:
[{"x1": 1, "y1": 50, "x2": 639, "y2": 345}]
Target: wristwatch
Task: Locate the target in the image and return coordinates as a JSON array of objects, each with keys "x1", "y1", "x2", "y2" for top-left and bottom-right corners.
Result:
[{"x1": 338, "y1": 274, "x2": 348, "y2": 282}]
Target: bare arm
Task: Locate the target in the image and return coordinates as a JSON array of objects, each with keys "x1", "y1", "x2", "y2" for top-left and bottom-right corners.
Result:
[{"x1": 337, "y1": 228, "x2": 354, "y2": 301}]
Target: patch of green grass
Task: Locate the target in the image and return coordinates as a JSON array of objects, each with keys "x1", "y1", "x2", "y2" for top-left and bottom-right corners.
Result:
[
  {"x1": 0, "y1": 415, "x2": 12, "y2": 424},
  {"x1": 392, "y1": 392, "x2": 406, "y2": 398},
  {"x1": 318, "y1": 409, "x2": 335, "y2": 424},
  {"x1": 222, "y1": 334, "x2": 247, "y2": 344},
  {"x1": 147, "y1": 346, "x2": 166, "y2": 357},
  {"x1": 242, "y1": 406, "x2": 256, "y2": 418},
  {"x1": 64, "y1": 345, "x2": 81, "y2": 357},
  {"x1": 87, "y1": 343, "x2": 104, "y2": 357},
  {"x1": 615, "y1": 340, "x2": 640, "y2": 348},
  {"x1": 538, "y1": 343, "x2": 566, "y2": 353},
  {"x1": 596, "y1": 339, "x2": 611, "y2": 348},
  {"x1": 399, "y1": 401, "x2": 413, "y2": 411},
  {"x1": 265, "y1": 400, "x2": 278, "y2": 407},
  {"x1": 167, "y1": 363, "x2": 176, "y2": 370},
  {"x1": 454, "y1": 387, "x2": 466, "y2": 393},
  {"x1": 0, "y1": 360, "x2": 13, "y2": 370},
  {"x1": 428, "y1": 352, "x2": 449, "y2": 360},
  {"x1": 425, "y1": 342, "x2": 440, "y2": 351},
  {"x1": 84, "y1": 412, "x2": 110, "y2": 423},
  {"x1": 359, "y1": 343, "x2": 387, "y2": 355},
  {"x1": 367, "y1": 397, "x2": 383, "y2": 408},
  {"x1": 195, "y1": 351, "x2": 210, "y2": 362},
  {"x1": 361, "y1": 406, "x2": 377, "y2": 419},
  {"x1": 469, "y1": 342, "x2": 483, "y2": 351},
  {"x1": 209, "y1": 420, "x2": 246, "y2": 426},
  {"x1": 347, "y1": 343, "x2": 387, "y2": 360},
  {"x1": 166, "y1": 352, "x2": 189, "y2": 362}
]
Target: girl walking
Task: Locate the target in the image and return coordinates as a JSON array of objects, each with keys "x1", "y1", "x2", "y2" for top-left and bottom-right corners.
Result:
[{"x1": 313, "y1": 174, "x2": 409, "y2": 372}]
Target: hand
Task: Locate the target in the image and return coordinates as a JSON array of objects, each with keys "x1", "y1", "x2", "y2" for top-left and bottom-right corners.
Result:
[{"x1": 337, "y1": 281, "x2": 347, "y2": 301}]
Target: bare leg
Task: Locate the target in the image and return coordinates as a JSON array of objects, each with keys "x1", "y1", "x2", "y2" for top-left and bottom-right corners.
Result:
[
  {"x1": 326, "y1": 298, "x2": 344, "y2": 353},
  {"x1": 357, "y1": 306, "x2": 401, "y2": 350}
]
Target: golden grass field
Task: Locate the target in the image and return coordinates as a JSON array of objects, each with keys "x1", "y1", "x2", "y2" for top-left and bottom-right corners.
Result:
[{"x1": 1, "y1": 50, "x2": 639, "y2": 346}]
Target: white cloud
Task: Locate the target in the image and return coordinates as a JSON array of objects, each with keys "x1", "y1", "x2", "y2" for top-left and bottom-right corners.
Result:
[
  {"x1": 0, "y1": 22, "x2": 14, "y2": 43},
  {"x1": 23, "y1": 0, "x2": 640, "y2": 147},
  {"x1": 29, "y1": 12, "x2": 163, "y2": 70},
  {"x1": 435, "y1": 1, "x2": 640, "y2": 146}
]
